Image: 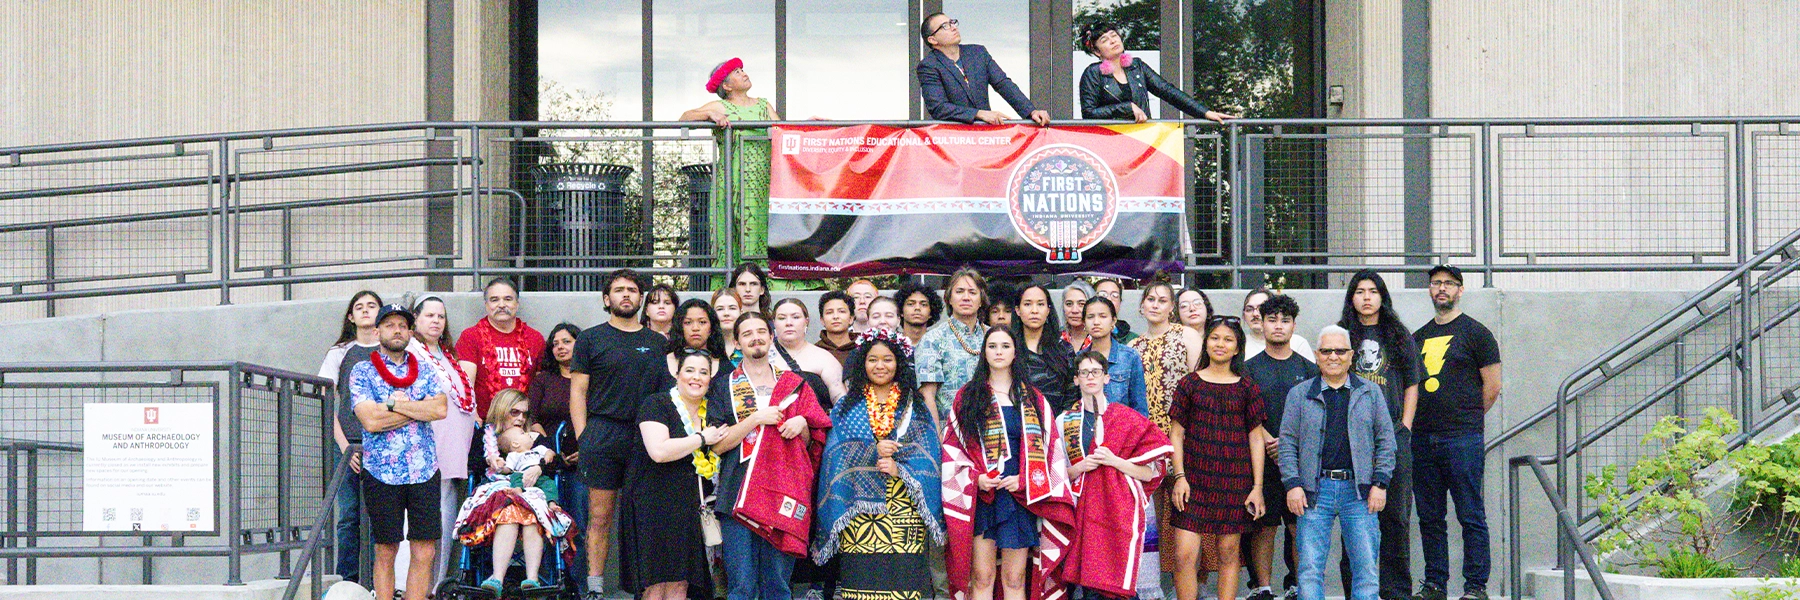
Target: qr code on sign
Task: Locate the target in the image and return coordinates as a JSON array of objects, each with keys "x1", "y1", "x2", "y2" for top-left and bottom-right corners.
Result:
[
  {"x1": 187, "y1": 508, "x2": 201, "y2": 521},
  {"x1": 103, "y1": 507, "x2": 116, "y2": 522},
  {"x1": 130, "y1": 508, "x2": 143, "y2": 521}
]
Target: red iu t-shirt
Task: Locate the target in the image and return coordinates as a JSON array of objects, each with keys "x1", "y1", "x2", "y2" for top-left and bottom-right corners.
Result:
[{"x1": 457, "y1": 317, "x2": 545, "y2": 416}]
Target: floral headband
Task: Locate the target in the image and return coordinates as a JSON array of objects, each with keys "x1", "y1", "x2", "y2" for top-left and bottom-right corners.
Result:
[{"x1": 855, "y1": 326, "x2": 915, "y2": 359}]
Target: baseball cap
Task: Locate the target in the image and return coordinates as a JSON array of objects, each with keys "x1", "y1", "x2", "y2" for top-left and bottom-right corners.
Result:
[
  {"x1": 1426, "y1": 264, "x2": 1464, "y2": 284},
  {"x1": 376, "y1": 303, "x2": 415, "y2": 327}
]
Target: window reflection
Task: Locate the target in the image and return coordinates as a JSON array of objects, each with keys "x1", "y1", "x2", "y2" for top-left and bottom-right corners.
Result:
[
  {"x1": 785, "y1": 0, "x2": 908, "y2": 120},
  {"x1": 539, "y1": 0, "x2": 641, "y2": 119},
  {"x1": 943, "y1": 0, "x2": 1029, "y2": 116},
  {"x1": 652, "y1": 0, "x2": 776, "y2": 121}
]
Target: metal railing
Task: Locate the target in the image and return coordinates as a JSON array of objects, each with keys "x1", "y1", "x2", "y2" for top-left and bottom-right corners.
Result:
[
  {"x1": 1486, "y1": 221, "x2": 1800, "y2": 597},
  {"x1": 0, "y1": 361, "x2": 332, "y2": 585},
  {"x1": 4, "y1": 117, "x2": 1800, "y2": 319}
]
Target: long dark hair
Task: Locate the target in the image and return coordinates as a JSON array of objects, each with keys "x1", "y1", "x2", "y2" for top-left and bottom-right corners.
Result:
[
  {"x1": 1011, "y1": 284, "x2": 1074, "y2": 398},
  {"x1": 841, "y1": 335, "x2": 927, "y2": 422},
  {"x1": 729, "y1": 263, "x2": 773, "y2": 316},
  {"x1": 1201, "y1": 316, "x2": 1248, "y2": 376},
  {"x1": 666, "y1": 298, "x2": 726, "y2": 360},
  {"x1": 538, "y1": 322, "x2": 582, "y2": 374},
  {"x1": 335, "y1": 290, "x2": 383, "y2": 346},
  {"x1": 1338, "y1": 270, "x2": 1414, "y2": 359},
  {"x1": 956, "y1": 327, "x2": 1034, "y2": 444}
]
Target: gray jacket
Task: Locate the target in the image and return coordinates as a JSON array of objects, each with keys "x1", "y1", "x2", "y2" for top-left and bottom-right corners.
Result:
[{"x1": 1277, "y1": 375, "x2": 1396, "y2": 498}]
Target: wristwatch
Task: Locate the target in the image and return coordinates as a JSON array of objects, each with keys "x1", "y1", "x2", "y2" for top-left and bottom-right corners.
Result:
[{"x1": 382, "y1": 399, "x2": 397, "y2": 411}]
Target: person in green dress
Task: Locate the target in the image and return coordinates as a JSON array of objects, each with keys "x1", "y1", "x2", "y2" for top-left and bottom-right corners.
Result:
[{"x1": 682, "y1": 58, "x2": 782, "y2": 283}]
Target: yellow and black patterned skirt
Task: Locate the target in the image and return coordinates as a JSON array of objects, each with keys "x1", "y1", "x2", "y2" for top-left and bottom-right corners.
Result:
[{"x1": 837, "y1": 478, "x2": 930, "y2": 600}]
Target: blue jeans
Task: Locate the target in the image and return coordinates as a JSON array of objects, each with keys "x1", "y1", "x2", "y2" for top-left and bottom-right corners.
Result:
[
  {"x1": 1297, "y1": 479, "x2": 1379, "y2": 600},
  {"x1": 1412, "y1": 431, "x2": 1489, "y2": 591},
  {"x1": 334, "y1": 468, "x2": 364, "y2": 583},
  {"x1": 722, "y1": 517, "x2": 794, "y2": 600},
  {"x1": 561, "y1": 474, "x2": 589, "y2": 583}
]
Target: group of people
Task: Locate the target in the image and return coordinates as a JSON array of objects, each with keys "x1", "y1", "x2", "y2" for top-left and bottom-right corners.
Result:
[
  {"x1": 681, "y1": 13, "x2": 1235, "y2": 274},
  {"x1": 320, "y1": 261, "x2": 1502, "y2": 600}
]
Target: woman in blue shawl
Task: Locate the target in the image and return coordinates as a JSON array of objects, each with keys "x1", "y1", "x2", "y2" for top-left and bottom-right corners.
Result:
[{"x1": 812, "y1": 326, "x2": 944, "y2": 600}]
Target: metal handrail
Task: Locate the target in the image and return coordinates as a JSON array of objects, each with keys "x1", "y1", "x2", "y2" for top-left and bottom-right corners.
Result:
[
  {"x1": 1484, "y1": 223, "x2": 1800, "y2": 456},
  {"x1": 1509, "y1": 454, "x2": 1616, "y2": 600},
  {"x1": 281, "y1": 444, "x2": 357, "y2": 600}
]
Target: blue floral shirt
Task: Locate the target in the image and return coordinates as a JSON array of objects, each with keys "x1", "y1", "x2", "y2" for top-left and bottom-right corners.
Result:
[
  {"x1": 348, "y1": 352, "x2": 444, "y2": 485},
  {"x1": 916, "y1": 318, "x2": 985, "y2": 412},
  {"x1": 1102, "y1": 342, "x2": 1149, "y2": 416}
]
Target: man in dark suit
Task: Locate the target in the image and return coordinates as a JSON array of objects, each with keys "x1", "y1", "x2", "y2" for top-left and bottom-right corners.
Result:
[{"x1": 916, "y1": 12, "x2": 1051, "y2": 126}]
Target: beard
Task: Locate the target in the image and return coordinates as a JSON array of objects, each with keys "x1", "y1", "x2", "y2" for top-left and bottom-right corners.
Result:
[
  {"x1": 744, "y1": 344, "x2": 770, "y2": 360},
  {"x1": 1433, "y1": 296, "x2": 1458, "y2": 311},
  {"x1": 381, "y1": 335, "x2": 410, "y2": 353},
  {"x1": 607, "y1": 303, "x2": 638, "y2": 318}
]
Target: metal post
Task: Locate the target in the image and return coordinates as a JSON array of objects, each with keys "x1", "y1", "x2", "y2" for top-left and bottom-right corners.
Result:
[
  {"x1": 5, "y1": 445, "x2": 16, "y2": 583},
  {"x1": 142, "y1": 536, "x2": 154, "y2": 583},
  {"x1": 1228, "y1": 124, "x2": 1245, "y2": 287},
  {"x1": 227, "y1": 365, "x2": 244, "y2": 585},
  {"x1": 276, "y1": 378, "x2": 293, "y2": 579},
  {"x1": 25, "y1": 447, "x2": 38, "y2": 584},
  {"x1": 1480, "y1": 124, "x2": 1496, "y2": 287},
  {"x1": 469, "y1": 125, "x2": 486, "y2": 291},
  {"x1": 280, "y1": 208, "x2": 294, "y2": 301},
  {"x1": 1508, "y1": 460, "x2": 1522, "y2": 598},
  {"x1": 43, "y1": 226, "x2": 54, "y2": 318},
  {"x1": 218, "y1": 138, "x2": 234, "y2": 306}
]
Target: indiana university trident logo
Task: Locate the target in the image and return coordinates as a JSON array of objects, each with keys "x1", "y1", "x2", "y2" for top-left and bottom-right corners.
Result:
[{"x1": 1005, "y1": 144, "x2": 1121, "y2": 264}]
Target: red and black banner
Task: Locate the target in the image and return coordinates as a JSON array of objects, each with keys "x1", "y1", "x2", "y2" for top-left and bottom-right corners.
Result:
[{"x1": 767, "y1": 123, "x2": 1190, "y2": 279}]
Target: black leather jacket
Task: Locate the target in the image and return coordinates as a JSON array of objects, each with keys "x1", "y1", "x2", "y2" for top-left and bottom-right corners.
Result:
[{"x1": 1078, "y1": 59, "x2": 1210, "y2": 120}]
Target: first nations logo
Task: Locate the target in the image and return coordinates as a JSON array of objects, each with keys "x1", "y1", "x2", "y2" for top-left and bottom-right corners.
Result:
[{"x1": 1005, "y1": 144, "x2": 1121, "y2": 264}]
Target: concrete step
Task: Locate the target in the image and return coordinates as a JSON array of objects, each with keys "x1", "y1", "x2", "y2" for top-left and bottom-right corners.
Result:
[{"x1": 0, "y1": 577, "x2": 338, "y2": 600}]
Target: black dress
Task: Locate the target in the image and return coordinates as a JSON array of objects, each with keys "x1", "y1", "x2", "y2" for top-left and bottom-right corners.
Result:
[{"x1": 619, "y1": 391, "x2": 713, "y2": 595}]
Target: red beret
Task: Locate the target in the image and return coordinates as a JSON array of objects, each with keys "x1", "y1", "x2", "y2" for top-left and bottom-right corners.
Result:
[{"x1": 705, "y1": 58, "x2": 744, "y2": 94}]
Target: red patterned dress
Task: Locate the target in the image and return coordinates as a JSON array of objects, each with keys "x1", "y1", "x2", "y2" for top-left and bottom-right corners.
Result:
[{"x1": 1167, "y1": 373, "x2": 1264, "y2": 535}]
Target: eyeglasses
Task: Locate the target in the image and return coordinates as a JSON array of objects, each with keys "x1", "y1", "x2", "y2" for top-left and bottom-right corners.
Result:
[
  {"x1": 1077, "y1": 368, "x2": 1107, "y2": 378},
  {"x1": 1317, "y1": 348, "x2": 1352, "y2": 356},
  {"x1": 929, "y1": 18, "x2": 959, "y2": 37},
  {"x1": 1428, "y1": 280, "x2": 1462, "y2": 288}
]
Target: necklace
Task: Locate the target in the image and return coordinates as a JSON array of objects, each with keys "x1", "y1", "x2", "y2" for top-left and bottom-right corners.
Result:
[
  {"x1": 867, "y1": 384, "x2": 900, "y2": 439},
  {"x1": 371, "y1": 351, "x2": 419, "y2": 388},
  {"x1": 949, "y1": 319, "x2": 980, "y2": 356}
]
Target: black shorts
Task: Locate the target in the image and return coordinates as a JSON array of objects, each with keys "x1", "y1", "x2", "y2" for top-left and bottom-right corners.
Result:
[
  {"x1": 361, "y1": 473, "x2": 441, "y2": 545},
  {"x1": 1256, "y1": 463, "x2": 1294, "y2": 527},
  {"x1": 579, "y1": 417, "x2": 634, "y2": 491}
]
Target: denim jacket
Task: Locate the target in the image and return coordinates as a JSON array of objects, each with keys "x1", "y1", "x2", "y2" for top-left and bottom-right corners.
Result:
[
  {"x1": 1277, "y1": 375, "x2": 1395, "y2": 499},
  {"x1": 1101, "y1": 342, "x2": 1148, "y2": 417}
]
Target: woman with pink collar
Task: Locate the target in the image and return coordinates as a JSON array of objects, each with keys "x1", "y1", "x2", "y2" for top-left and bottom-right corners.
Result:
[{"x1": 1076, "y1": 21, "x2": 1234, "y2": 123}]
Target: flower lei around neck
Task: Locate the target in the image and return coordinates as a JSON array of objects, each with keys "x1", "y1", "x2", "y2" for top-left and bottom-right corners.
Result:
[
  {"x1": 867, "y1": 383, "x2": 900, "y2": 439},
  {"x1": 371, "y1": 350, "x2": 420, "y2": 388}
]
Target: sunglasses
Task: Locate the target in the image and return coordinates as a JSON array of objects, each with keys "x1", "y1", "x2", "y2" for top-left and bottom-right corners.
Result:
[
  {"x1": 1317, "y1": 348, "x2": 1353, "y2": 356},
  {"x1": 1206, "y1": 315, "x2": 1242, "y2": 324}
]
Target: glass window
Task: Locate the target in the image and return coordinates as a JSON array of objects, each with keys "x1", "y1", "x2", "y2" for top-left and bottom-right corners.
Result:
[
  {"x1": 539, "y1": 0, "x2": 642, "y2": 120},
  {"x1": 785, "y1": 0, "x2": 909, "y2": 120},
  {"x1": 652, "y1": 0, "x2": 777, "y2": 121},
  {"x1": 943, "y1": 0, "x2": 1030, "y2": 116}
]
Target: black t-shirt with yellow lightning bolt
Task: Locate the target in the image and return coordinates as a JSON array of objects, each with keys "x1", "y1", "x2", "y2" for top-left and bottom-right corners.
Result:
[{"x1": 1411, "y1": 313, "x2": 1502, "y2": 435}]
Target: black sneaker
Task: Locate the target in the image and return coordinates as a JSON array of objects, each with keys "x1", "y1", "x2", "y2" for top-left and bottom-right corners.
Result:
[
  {"x1": 1458, "y1": 588, "x2": 1489, "y2": 600},
  {"x1": 1246, "y1": 589, "x2": 1276, "y2": 600},
  {"x1": 581, "y1": 591, "x2": 606, "y2": 600},
  {"x1": 1411, "y1": 584, "x2": 1447, "y2": 600},
  {"x1": 1282, "y1": 588, "x2": 1298, "y2": 600}
]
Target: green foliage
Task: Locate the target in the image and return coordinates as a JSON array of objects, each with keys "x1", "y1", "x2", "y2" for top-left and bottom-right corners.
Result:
[
  {"x1": 1072, "y1": 0, "x2": 1161, "y2": 51},
  {"x1": 1780, "y1": 555, "x2": 1800, "y2": 578},
  {"x1": 1586, "y1": 408, "x2": 1741, "y2": 576},
  {"x1": 1659, "y1": 548, "x2": 1739, "y2": 579},
  {"x1": 1733, "y1": 580, "x2": 1800, "y2": 600}
]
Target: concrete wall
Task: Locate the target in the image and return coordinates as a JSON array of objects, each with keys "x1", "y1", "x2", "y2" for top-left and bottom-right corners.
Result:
[
  {"x1": 0, "y1": 285, "x2": 1695, "y2": 591},
  {"x1": 0, "y1": 1, "x2": 514, "y2": 323},
  {"x1": 1321, "y1": 0, "x2": 1800, "y2": 291}
]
